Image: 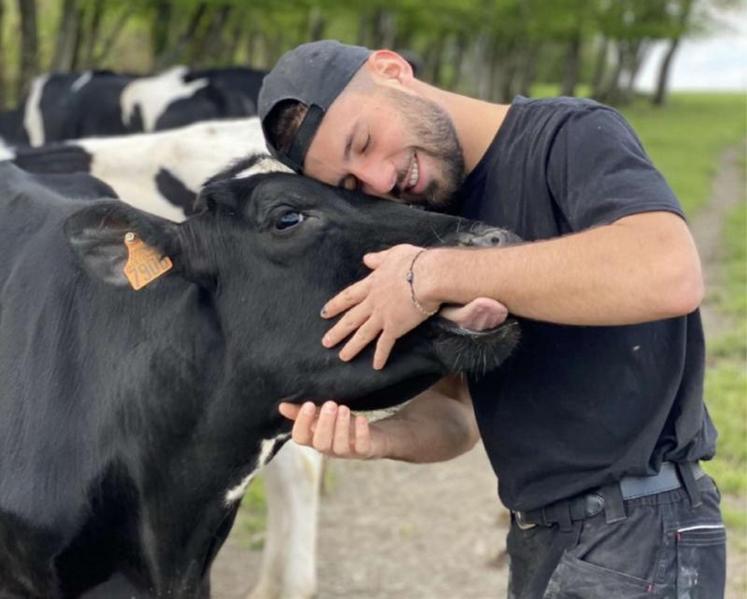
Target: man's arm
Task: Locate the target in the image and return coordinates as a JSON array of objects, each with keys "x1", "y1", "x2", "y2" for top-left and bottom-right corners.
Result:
[
  {"x1": 322, "y1": 210, "x2": 704, "y2": 367},
  {"x1": 278, "y1": 374, "x2": 479, "y2": 463},
  {"x1": 420, "y1": 211, "x2": 704, "y2": 325}
]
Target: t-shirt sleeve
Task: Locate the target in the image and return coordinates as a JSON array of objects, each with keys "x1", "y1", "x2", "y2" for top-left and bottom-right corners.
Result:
[{"x1": 546, "y1": 106, "x2": 684, "y2": 231}]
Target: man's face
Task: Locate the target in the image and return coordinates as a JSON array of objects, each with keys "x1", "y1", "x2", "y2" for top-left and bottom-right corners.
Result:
[{"x1": 303, "y1": 84, "x2": 466, "y2": 212}]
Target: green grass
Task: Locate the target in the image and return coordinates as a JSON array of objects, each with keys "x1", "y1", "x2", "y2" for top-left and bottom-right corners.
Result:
[
  {"x1": 702, "y1": 201, "x2": 747, "y2": 537},
  {"x1": 622, "y1": 94, "x2": 747, "y2": 216}
]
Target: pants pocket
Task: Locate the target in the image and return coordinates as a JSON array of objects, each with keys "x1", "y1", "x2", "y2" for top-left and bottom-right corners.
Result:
[
  {"x1": 543, "y1": 550, "x2": 654, "y2": 599},
  {"x1": 676, "y1": 524, "x2": 726, "y2": 598}
]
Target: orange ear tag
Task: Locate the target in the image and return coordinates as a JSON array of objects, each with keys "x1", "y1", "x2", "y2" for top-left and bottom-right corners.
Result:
[{"x1": 123, "y1": 232, "x2": 173, "y2": 291}]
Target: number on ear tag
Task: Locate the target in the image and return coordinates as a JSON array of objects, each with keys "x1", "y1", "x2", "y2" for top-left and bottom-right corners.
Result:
[{"x1": 123, "y1": 232, "x2": 173, "y2": 290}]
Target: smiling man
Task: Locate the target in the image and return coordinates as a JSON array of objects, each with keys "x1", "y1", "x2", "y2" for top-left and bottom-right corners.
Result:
[{"x1": 258, "y1": 40, "x2": 725, "y2": 598}]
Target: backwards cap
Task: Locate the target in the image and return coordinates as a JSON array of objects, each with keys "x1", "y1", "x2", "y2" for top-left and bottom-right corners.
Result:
[{"x1": 258, "y1": 40, "x2": 372, "y2": 173}]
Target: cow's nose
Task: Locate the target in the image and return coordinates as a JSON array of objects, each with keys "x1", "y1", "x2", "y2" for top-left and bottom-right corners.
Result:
[{"x1": 454, "y1": 223, "x2": 520, "y2": 247}]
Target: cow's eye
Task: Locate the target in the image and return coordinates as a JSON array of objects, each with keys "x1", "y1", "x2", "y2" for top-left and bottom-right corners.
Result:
[{"x1": 275, "y1": 211, "x2": 305, "y2": 230}]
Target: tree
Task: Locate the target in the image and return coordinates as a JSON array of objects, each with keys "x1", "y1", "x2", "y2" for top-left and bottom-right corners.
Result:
[{"x1": 17, "y1": 0, "x2": 39, "y2": 99}]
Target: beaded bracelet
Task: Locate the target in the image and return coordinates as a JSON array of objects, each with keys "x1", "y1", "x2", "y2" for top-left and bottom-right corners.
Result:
[{"x1": 406, "y1": 249, "x2": 439, "y2": 317}]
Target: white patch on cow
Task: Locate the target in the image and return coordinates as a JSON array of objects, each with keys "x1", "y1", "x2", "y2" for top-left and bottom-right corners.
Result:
[
  {"x1": 71, "y1": 71, "x2": 93, "y2": 93},
  {"x1": 120, "y1": 66, "x2": 209, "y2": 132},
  {"x1": 233, "y1": 157, "x2": 292, "y2": 179},
  {"x1": 225, "y1": 433, "x2": 290, "y2": 505},
  {"x1": 23, "y1": 74, "x2": 49, "y2": 146},
  {"x1": 76, "y1": 118, "x2": 267, "y2": 222},
  {"x1": 0, "y1": 138, "x2": 15, "y2": 161}
]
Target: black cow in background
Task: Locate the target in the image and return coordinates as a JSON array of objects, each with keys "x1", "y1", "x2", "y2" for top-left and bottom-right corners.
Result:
[
  {"x1": 0, "y1": 156, "x2": 519, "y2": 598},
  {"x1": 0, "y1": 65, "x2": 266, "y2": 147}
]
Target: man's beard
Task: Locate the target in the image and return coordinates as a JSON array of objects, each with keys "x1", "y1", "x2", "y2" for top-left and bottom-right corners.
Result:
[{"x1": 386, "y1": 88, "x2": 466, "y2": 212}]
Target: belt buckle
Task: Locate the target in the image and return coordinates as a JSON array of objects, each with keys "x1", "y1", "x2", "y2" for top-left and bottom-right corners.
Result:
[{"x1": 513, "y1": 510, "x2": 537, "y2": 530}]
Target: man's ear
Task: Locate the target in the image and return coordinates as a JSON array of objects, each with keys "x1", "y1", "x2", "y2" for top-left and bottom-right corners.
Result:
[
  {"x1": 64, "y1": 201, "x2": 180, "y2": 288},
  {"x1": 366, "y1": 50, "x2": 414, "y2": 84}
]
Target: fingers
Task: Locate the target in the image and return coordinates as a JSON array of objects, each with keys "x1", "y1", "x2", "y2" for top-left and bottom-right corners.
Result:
[
  {"x1": 338, "y1": 317, "x2": 382, "y2": 362},
  {"x1": 322, "y1": 302, "x2": 371, "y2": 349},
  {"x1": 321, "y1": 277, "x2": 369, "y2": 320},
  {"x1": 280, "y1": 401, "x2": 373, "y2": 459},
  {"x1": 362, "y1": 249, "x2": 388, "y2": 269},
  {"x1": 289, "y1": 402, "x2": 317, "y2": 446},
  {"x1": 373, "y1": 332, "x2": 397, "y2": 370}
]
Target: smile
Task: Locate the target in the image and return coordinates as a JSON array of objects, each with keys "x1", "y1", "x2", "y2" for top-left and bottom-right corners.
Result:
[{"x1": 405, "y1": 151, "x2": 419, "y2": 190}]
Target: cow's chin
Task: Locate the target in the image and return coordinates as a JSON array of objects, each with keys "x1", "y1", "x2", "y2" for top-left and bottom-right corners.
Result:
[{"x1": 428, "y1": 316, "x2": 520, "y2": 376}]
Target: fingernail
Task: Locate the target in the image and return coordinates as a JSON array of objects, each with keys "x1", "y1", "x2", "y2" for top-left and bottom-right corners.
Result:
[
  {"x1": 302, "y1": 402, "x2": 315, "y2": 414},
  {"x1": 320, "y1": 307, "x2": 327, "y2": 317},
  {"x1": 323, "y1": 402, "x2": 336, "y2": 413}
]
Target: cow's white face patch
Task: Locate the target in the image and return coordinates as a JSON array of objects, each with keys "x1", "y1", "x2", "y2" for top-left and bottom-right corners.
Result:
[
  {"x1": 233, "y1": 158, "x2": 292, "y2": 179},
  {"x1": 24, "y1": 74, "x2": 49, "y2": 146},
  {"x1": 224, "y1": 433, "x2": 290, "y2": 505},
  {"x1": 120, "y1": 66, "x2": 209, "y2": 132},
  {"x1": 0, "y1": 138, "x2": 15, "y2": 161},
  {"x1": 71, "y1": 71, "x2": 93, "y2": 93}
]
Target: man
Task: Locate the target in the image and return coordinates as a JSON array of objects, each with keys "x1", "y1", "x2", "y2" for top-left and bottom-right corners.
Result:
[{"x1": 258, "y1": 40, "x2": 725, "y2": 598}]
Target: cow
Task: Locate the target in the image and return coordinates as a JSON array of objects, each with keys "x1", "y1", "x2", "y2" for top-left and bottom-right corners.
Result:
[
  {"x1": 2, "y1": 120, "x2": 325, "y2": 599},
  {"x1": 0, "y1": 156, "x2": 519, "y2": 598},
  {"x1": 3, "y1": 118, "x2": 332, "y2": 599},
  {"x1": 0, "y1": 66, "x2": 264, "y2": 147},
  {"x1": 5, "y1": 118, "x2": 267, "y2": 221}
]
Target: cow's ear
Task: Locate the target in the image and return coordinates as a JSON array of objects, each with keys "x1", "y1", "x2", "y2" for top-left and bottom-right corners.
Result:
[
  {"x1": 193, "y1": 179, "x2": 240, "y2": 214},
  {"x1": 64, "y1": 201, "x2": 179, "y2": 288}
]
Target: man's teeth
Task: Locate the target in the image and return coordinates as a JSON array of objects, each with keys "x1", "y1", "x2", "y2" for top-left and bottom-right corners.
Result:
[{"x1": 408, "y1": 155, "x2": 419, "y2": 189}]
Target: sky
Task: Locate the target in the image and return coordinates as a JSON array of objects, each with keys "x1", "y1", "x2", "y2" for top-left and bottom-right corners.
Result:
[{"x1": 637, "y1": 4, "x2": 747, "y2": 92}]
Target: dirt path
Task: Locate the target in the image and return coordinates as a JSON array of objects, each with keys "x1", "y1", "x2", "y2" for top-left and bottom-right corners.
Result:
[{"x1": 211, "y1": 144, "x2": 746, "y2": 599}]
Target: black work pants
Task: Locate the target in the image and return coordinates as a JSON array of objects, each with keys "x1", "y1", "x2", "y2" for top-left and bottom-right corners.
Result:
[{"x1": 507, "y1": 476, "x2": 726, "y2": 598}]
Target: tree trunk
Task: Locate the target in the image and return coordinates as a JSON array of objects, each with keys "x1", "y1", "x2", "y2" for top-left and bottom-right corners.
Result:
[
  {"x1": 560, "y1": 33, "x2": 582, "y2": 97},
  {"x1": 51, "y1": 0, "x2": 79, "y2": 71},
  {"x1": 0, "y1": 0, "x2": 6, "y2": 109},
  {"x1": 652, "y1": 36, "x2": 681, "y2": 106},
  {"x1": 191, "y1": 4, "x2": 233, "y2": 67},
  {"x1": 80, "y1": 0, "x2": 105, "y2": 69},
  {"x1": 652, "y1": 0, "x2": 693, "y2": 106},
  {"x1": 516, "y1": 43, "x2": 539, "y2": 98},
  {"x1": 448, "y1": 33, "x2": 468, "y2": 90},
  {"x1": 17, "y1": 0, "x2": 40, "y2": 99},
  {"x1": 591, "y1": 36, "x2": 609, "y2": 98},
  {"x1": 154, "y1": 2, "x2": 208, "y2": 69},
  {"x1": 307, "y1": 6, "x2": 326, "y2": 42},
  {"x1": 92, "y1": 4, "x2": 137, "y2": 66},
  {"x1": 151, "y1": 0, "x2": 173, "y2": 61}
]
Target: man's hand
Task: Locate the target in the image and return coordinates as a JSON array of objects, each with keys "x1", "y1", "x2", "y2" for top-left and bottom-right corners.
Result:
[
  {"x1": 278, "y1": 401, "x2": 387, "y2": 459},
  {"x1": 321, "y1": 244, "x2": 438, "y2": 370}
]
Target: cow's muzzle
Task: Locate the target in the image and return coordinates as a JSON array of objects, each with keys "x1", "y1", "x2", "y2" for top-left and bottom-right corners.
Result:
[{"x1": 428, "y1": 223, "x2": 521, "y2": 375}]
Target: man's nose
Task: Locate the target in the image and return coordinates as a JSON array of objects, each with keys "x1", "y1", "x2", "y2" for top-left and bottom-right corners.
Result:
[{"x1": 353, "y1": 159, "x2": 398, "y2": 196}]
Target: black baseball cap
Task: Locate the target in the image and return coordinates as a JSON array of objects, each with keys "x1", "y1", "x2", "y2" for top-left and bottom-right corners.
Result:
[{"x1": 258, "y1": 40, "x2": 372, "y2": 173}]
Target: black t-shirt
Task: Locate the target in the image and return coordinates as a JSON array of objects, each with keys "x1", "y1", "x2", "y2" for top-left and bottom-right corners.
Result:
[{"x1": 459, "y1": 96, "x2": 717, "y2": 511}]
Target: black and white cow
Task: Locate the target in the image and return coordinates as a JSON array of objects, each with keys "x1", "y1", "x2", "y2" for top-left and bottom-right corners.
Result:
[
  {"x1": 0, "y1": 65, "x2": 264, "y2": 147},
  {"x1": 0, "y1": 157, "x2": 519, "y2": 598},
  {"x1": 1, "y1": 119, "x2": 325, "y2": 599}
]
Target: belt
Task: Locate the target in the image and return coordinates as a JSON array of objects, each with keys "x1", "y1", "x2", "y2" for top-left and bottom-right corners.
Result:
[{"x1": 512, "y1": 462, "x2": 706, "y2": 531}]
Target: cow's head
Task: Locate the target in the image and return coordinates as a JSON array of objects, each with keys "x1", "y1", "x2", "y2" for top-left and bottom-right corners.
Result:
[{"x1": 65, "y1": 155, "x2": 519, "y2": 411}]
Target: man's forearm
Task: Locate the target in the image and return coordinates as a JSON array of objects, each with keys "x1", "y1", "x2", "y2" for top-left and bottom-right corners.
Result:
[
  {"x1": 374, "y1": 379, "x2": 479, "y2": 463},
  {"x1": 421, "y1": 211, "x2": 704, "y2": 325}
]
